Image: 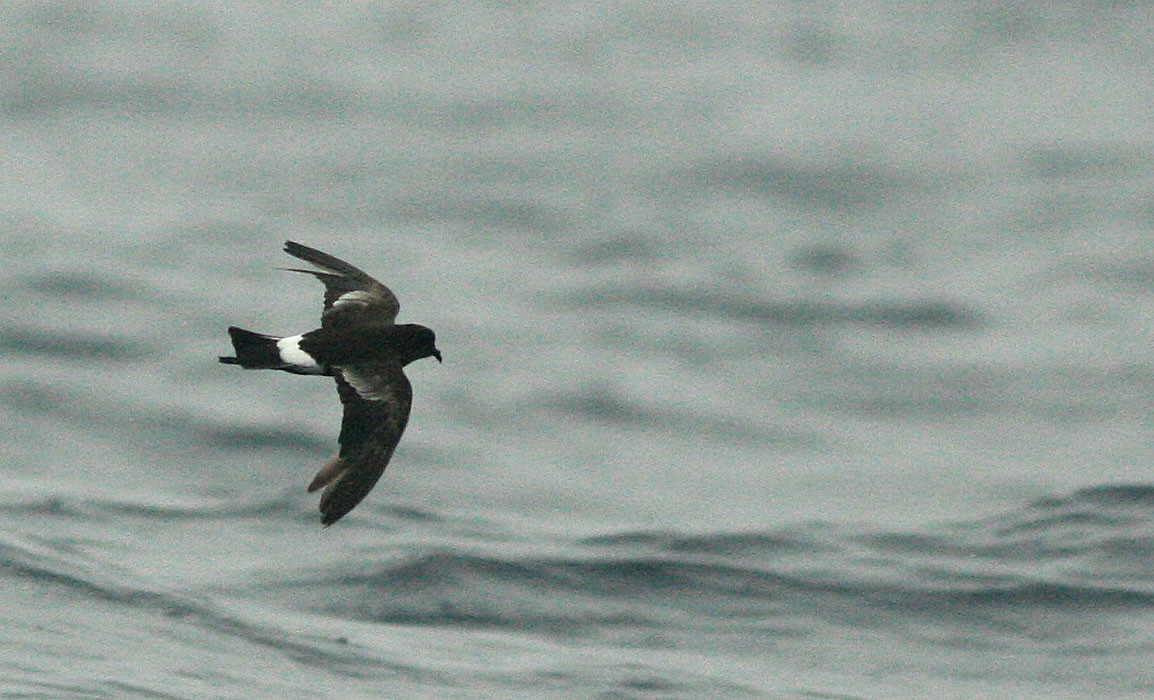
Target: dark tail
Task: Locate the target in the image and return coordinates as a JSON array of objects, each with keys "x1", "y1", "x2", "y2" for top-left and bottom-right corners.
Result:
[{"x1": 219, "y1": 327, "x2": 283, "y2": 369}]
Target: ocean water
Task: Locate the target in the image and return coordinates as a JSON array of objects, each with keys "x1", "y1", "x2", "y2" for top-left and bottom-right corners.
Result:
[{"x1": 4, "y1": 2, "x2": 1154, "y2": 698}]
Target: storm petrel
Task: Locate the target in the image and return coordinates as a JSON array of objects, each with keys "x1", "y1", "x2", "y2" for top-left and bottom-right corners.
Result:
[{"x1": 220, "y1": 241, "x2": 441, "y2": 526}]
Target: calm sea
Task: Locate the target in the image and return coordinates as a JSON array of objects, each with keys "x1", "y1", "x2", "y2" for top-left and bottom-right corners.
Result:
[{"x1": 3, "y1": 2, "x2": 1154, "y2": 698}]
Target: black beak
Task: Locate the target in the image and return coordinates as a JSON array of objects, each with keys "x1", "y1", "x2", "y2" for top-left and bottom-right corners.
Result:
[{"x1": 433, "y1": 349, "x2": 442, "y2": 363}]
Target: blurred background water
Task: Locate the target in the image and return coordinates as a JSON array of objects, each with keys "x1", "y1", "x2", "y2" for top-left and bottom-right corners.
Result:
[{"x1": 4, "y1": 1, "x2": 1154, "y2": 698}]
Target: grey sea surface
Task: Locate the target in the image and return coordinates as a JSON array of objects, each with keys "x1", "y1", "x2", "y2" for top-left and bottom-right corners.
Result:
[{"x1": 4, "y1": 2, "x2": 1154, "y2": 698}]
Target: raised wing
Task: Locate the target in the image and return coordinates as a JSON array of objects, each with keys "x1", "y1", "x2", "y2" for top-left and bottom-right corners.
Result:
[
  {"x1": 306, "y1": 363, "x2": 413, "y2": 525},
  {"x1": 282, "y1": 241, "x2": 400, "y2": 328}
]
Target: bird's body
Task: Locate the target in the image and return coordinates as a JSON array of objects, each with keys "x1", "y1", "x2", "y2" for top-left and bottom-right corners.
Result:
[{"x1": 220, "y1": 241, "x2": 441, "y2": 526}]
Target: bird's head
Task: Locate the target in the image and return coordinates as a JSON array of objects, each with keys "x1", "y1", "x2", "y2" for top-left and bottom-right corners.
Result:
[{"x1": 397, "y1": 324, "x2": 442, "y2": 365}]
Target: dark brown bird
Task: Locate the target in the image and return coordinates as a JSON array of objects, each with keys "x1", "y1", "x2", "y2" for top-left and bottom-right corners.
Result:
[{"x1": 220, "y1": 241, "x2": 441, "y2": 525}]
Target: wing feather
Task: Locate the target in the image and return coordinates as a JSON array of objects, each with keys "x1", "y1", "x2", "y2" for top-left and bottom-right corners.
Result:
[
  {"x1": 282, "y1": 241, "x2": 400, "y2": 327},
  {"x1": 310, "y1": 363, "x2": 412, "y2": 526}
]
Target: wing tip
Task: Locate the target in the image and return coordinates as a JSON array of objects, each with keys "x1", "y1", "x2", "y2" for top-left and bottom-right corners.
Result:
[
  {"x1": 282, "y1": 241, "x2": 366, "y2": 278},
  {"x1": 318, "y1": 494, "x2": 354, "y2": 526},
  {"x1": 283, "y1": 241, "x2": 313, "y2": 264}
]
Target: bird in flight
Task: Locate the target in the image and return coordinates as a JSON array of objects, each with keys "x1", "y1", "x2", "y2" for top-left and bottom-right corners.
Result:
[{"x1": 220, "y1": 241, "x2": 441, "y2": 525}]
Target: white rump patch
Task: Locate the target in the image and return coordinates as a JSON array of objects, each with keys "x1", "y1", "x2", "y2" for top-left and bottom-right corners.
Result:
[
  {"x1": 276, "y1": 335, "x2": 324, "y2": 374},
  {"x1": 342, "y1": 367, "x2": 386, "y2": 401},
  {"x1": 333, "y1": 290, "x2": 375, "y2": 309}
]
